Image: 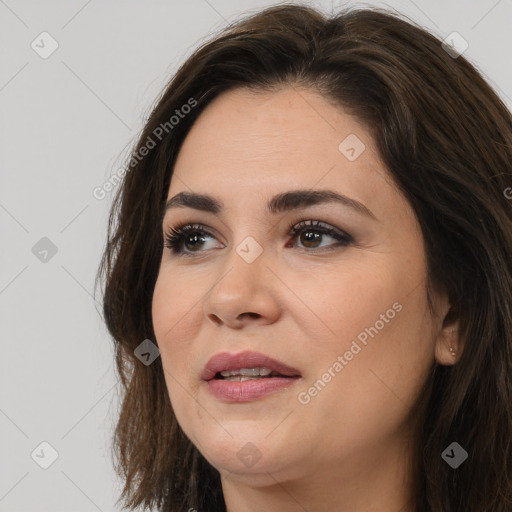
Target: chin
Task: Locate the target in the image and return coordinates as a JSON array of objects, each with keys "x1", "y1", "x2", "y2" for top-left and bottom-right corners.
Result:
[{"x1": 190, "y1": 426, "x2": 293, "y2": 475}]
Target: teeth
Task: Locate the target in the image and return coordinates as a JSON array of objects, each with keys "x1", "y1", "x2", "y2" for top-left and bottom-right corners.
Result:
[
  {"x1": 220, "y1": 367, "x2": 273, "y2": 377},
  {"x1": 223, "y1": 376, "x2": 265, "y2": 382}
]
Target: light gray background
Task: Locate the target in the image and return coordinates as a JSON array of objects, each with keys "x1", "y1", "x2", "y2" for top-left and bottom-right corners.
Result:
[{"x1": 1, "y1": 0, "x2": 511, "y2": 510}]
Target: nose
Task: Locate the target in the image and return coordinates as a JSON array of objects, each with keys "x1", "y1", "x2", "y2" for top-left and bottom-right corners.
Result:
[{"x1": 202, "y1": 246, "x2": 281, "y2": 329}]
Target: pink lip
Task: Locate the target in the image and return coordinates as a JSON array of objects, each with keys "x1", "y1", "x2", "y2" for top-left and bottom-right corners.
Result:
[
  {"x1": 201, "y1": 350, "x2": 301, "y2": 381},
  {"x1": 201, "y1": 350, "x2": 301, "y2": 402}
]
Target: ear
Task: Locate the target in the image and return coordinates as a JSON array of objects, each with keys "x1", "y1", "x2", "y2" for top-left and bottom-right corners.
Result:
[{"x1": 434, "y1": 304, "x2": 461, "y2": 366}]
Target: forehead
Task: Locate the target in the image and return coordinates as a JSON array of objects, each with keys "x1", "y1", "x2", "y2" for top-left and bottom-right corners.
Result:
[
  {"x1": 168, "y1": 86, "x2": 399, "y2": 217},
  {"x1": 174, "y1": 86, "x2": 371, "y2": 172}
]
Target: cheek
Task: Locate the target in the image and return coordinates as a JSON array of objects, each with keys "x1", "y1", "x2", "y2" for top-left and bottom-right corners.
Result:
[
  {"x1": 296, "y1": 258, "x2": 433, "y2": 409},
  {"x1": 152, "y1": 271, "x2": 205, "y2": 433},
  {"x1": 152, "y1": 259, "x2": 209, "y2": 332},
  {"x1": 151, "y1": 269, "x2": 199, "y2": 368},
  {"x1": 297, "y1": 261, "x2": 395, "y2": 345},
  {"x1": 306, "y1": 286, "x2": 433, "y2": 427}
]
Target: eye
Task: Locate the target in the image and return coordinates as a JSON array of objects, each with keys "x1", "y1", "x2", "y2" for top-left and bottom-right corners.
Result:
[
  {"x1": 163, "y1": 219, "x2": 353, "y2": 257},
  {"x1": 164, "y1": 223, "x2": 221, "y2": 257},
  {"x1": 286, "y1": 219, "x2": 353, "y2": 250}
]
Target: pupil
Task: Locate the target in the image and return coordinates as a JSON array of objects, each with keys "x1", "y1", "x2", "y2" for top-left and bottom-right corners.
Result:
[
  {"x1": 301, "y1": 230, "x2": 321, "y2": 248},
  {"x1": 186, "y1": 234, "x2": 204, "y2": 251}
]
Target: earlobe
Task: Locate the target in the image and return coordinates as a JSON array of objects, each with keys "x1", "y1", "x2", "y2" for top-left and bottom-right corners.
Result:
[
  {"x1": 435, "y1": 327, "x2": 460, "y2": 366},
  {"x1": 433, "y1": 300, "x2": 461, "y2": 365}
]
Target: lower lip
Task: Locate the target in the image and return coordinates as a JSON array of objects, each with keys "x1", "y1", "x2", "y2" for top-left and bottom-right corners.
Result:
[{"x1": 206, "y1": 377, "x2": 300, "y2": 402}]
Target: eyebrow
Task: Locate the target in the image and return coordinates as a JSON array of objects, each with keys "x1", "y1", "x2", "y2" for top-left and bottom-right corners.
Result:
[{"x1": 162, "y1": 189, "x2": 377, "y2": 221}]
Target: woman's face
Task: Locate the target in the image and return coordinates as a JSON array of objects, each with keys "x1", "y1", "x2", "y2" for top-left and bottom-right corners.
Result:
[{"x1": 152, "y1": 86, "x2": 451, "y2": 485}]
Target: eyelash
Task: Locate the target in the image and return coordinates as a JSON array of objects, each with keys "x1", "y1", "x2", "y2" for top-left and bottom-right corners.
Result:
[{"x1": 163, "y1": 218, "x2": 353, "y2": 257}]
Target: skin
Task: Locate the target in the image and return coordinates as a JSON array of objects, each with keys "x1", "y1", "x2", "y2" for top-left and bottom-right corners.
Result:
[{"x1": 152, "y1": 86, "x2": 460, "y2": 512}]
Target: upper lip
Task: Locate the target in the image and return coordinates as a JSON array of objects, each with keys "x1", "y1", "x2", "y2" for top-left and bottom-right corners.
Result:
[{"x1": 201, "y1": 350, "x2": 301, "y2": 381}]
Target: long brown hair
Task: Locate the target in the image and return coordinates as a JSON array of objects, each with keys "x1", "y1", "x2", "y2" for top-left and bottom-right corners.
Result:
[{"x1": 95, "y1": 4, "x2": 512, "y2": 511}]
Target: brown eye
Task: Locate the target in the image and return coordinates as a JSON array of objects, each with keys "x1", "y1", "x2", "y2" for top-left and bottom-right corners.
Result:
[
  {"x1": 164, "y1": 224, "x2": 220, "y2": 256},
  {"x1": 288, "y1": 220, "x2": 353, "y2": 250},
  {"x1": 182, "y1": 232, "x2": 207, "y2": 251},
  {"x1": 299, "y1": 230, "x2": 323, "y2": 248}
]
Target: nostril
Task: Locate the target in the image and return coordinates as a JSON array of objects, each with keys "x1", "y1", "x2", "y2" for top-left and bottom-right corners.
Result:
[
  {"x1": 239, "y1": 312, "x2": 260, "y2": 320},
  {"x1": 207, "y1": 314, "x2": 223, "y2": 327}
]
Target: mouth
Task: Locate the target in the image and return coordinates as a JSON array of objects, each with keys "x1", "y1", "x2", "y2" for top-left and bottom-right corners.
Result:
[
  {"x1": 201, "y1": 350, "x2": 301, "y2": 382},
  {"x1": 202, "y1": 350, "x2": 301, "y2": 402},
  {"x1": 214, "y1": 368, "x2": 294, "y2": 381}
]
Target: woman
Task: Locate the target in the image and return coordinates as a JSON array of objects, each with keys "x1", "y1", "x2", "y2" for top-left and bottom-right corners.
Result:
[{"x1": 96, "y1": 3, "x2": 512, "y2": 511}]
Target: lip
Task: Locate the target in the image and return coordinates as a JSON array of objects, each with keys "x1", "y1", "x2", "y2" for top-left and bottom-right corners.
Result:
[
  {"x1": 201, "y1": 350, "x2": 302, "y2": 402},
  {"x1": 201, "y1": 350, "x2": 301, "y2": 381}
]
